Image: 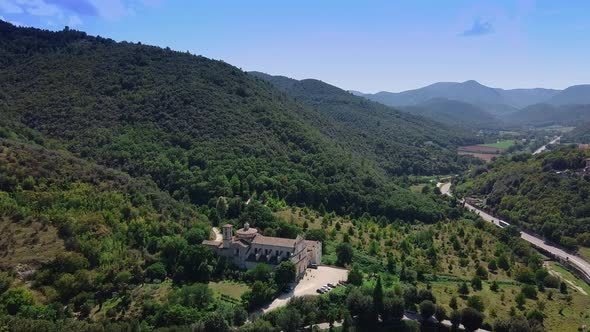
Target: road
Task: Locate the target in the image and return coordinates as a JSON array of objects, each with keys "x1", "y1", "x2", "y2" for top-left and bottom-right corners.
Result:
[
  {"x1": 533, "y1": 136, "x2": 561, "y2": 155},
  {"x1": 437, "y1": 182, "x2": 590, "y2": 283}
]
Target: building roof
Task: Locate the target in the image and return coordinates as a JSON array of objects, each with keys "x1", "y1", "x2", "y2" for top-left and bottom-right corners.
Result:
[
  {"x1": 305, "y1": 240, "x2": 320, "y2": 250},
  {"x1": 222, "y1": 224, "x2": 233, "y2": 228},
  {"x1": 202, "y1": 240, "x2": 221, "y2": 247},
  {"x1": 232, "y1": 239, "x2": 250, "y2": 248},
  {"x1": 252, "y1": 234, "x2": 297, "y2": 248},
  {"x1": 236, "y1": 227, "x2": 258, "y2": 236}
]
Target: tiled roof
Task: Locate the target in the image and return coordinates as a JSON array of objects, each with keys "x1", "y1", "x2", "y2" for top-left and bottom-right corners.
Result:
[
  {"x1": 232, "y1": 240, "x2": 249, "y2": 248},
  {"x1": 251, "y1": 235, "x2": 297, "y2": 248},
  {"x1": 202, "y1": 240, "x2": 221, "y2": 247}
]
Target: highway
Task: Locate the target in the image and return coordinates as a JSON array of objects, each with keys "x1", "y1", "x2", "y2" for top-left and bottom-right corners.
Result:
[
  {"x1": 438, "y1": 182, "x2": 590, "y2": 283},
  {"x1": 533, "y1": 136, "x2": 561, "y2": 155}
]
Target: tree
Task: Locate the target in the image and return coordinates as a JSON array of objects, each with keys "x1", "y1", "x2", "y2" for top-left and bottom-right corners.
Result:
[
  {"x1": 373, "y1": 275, "x2": 384, "y2": 316},
  {"x1": 559, "y1": 281, "x2": 568, "y2": 294},
  {"x1": 159, "y1": 235, "x2": 188, "y2": 272},
  {"x1": 458, "y1": 281, "x2": 470, "y2": 295},
  {"x1": 521, "y1": 284, "x2": 537, "y2": 299},
  {"x1": 386, "y1": 253, "x2": 397, "y2": 274},
  {"x1": 169, "y1": 283, "x2": 213, "y2": 309},
  {"x1": 450, "y1": 309, "x2": 462, "y2": 329},
  {"x1": 475, "y1": 265, "x2": 488, "y2": 280},
  {"x1": 275, "y1": 261, "x2": 296, "y2": 290},
  {"x1": 342, "y1": 311, "x2": 352, "y2": 332},
  {"x1": 203, "y1": 312, "x2": 230, "y2": 332},
  {"x1": 490, "y1": 280, "x2": 499, "y2": 292},
  {"x1": 247, "y1": 263, "x2": 273, "y2": 282},
  {"x1": 497, "y1": 255, "x2": 510, "y2": 270},
  {"x1": 277, "y1": 309, "x2": 303, "y2": 332},
  {"x1": 383, "y1": 297, "x2": 405, "y2": 322},
  {"x1": 543, "y1": 275, "x2": 560, "y2": 288},
  {"x1": 347, "y1": 265, "x2": 363, "y2": 286},
  {"x1": 336, "y1": 243, "x2": 353, "y2": 266},
  {"x1": 0, "y1": 272, "x2": 13, "y2": 296},
  {"x1": 346, "y1": 288, "x2": 372, "y2": 317},
  {"x1": 488, "y1": 259, "x2": 498, "y2": 272},
  {"x1": 461, "y1": 307, "x2": 484, "y2": 331},
  {"x1": 471, "y1": 276, "x2": 482, "y2": 291},
  {"x1": 467, "y1": 295, "x2": 484, "y2": 312},
  {"x1": 434, "y1": 305, "x2": 447, "y2": 323},
  {"x1": 146, "y1": 262, "x2": 167, "y2": 280},
  {"x1": 216, "y1": 196, "x2": 228, "y2": 219},
  {"x1": 238, "y1": 319, "x2": 274, "y2": 332},
  {"x1": 419, "y1": 300, "x2": 435, "y2": 320},
  {"x1": 242, "y1": 281, "x2": 274, "y2": 310},
  {"x1": 449, "y1": 296, "x2": 458, "y2": 310},
  {"x1": 233, "y1": 306, "x2": 248, "y2": 326},
  {"x1": 0, "y1": 287, "x2": 34, "y2": 315}
]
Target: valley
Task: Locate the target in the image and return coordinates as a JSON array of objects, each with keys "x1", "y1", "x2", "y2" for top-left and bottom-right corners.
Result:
[{"x1": 1, "y1": 12, "x2": 590, "y2": 332}]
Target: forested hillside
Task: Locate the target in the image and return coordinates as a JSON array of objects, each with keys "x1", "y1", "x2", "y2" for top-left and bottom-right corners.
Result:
[
  {"x1": 503, "y1": 104, "x2": 590, "y2": 128},
  {"x1": 456, "y1": 147, "x2": 590, "y2": 249},
  {"x1": 249, "y1": 71, "x2": 480, "y2": 175},
  {"x1": 565, "y1": 123, "x2": 590, "y2": 143},
  {"x1": 0, "y1": 21, "x2": 461, "y2": 220},
  {"x1": 399, "y1": 98, "x2": 502, "y2": 130}
]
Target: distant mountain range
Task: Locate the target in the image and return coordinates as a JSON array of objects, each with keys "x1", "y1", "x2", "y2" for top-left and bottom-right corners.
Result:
[
  {"x1": 249, "y1": 71, "x2": 480, "y2": 175},
  {"x1": 351, "y1": 81, "x2": 590, "y2": 129}
]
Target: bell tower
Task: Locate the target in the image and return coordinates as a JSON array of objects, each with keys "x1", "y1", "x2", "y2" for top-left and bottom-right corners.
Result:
[{"x1": 222, "y1": 224, "x2": 232, "y2": 248}]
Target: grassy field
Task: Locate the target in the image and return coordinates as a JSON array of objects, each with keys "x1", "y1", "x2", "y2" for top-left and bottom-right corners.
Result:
[
  {"x1": 209, "y1": 281, "x2": 250, "y2": 300},
  {"x1": 479, "y1": 140, "x2": 515, "y2": 149},
  {"x1": 0, "y1": 219, "x2": 65, "y2": 269},
  {"x1": 547, "y1": 262, "x2": 590, "y2": 295},
  {"x1": 430, "y1": 279, "x2": 590, "y2": 332},
  {"x1": 578, "y1": 246, "x2": 590, "y2": 264}
]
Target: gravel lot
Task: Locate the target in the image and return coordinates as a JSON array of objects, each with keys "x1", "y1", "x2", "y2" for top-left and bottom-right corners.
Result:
[{"x1": 261, "y1": 266, "x2": 349, "y2": 313}]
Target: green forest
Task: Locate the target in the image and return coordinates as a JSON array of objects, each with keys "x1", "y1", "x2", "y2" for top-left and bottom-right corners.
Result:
[{"x1": 456, "y1": 146, "x2": 590, "y2": 250}]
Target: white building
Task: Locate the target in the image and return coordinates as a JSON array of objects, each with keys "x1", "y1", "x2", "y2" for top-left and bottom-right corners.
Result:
[{"x1": 203, "y1": 223, "x2": 321, "y2": 279}]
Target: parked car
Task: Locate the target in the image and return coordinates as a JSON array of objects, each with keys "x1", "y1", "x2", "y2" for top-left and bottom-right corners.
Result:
[
  {"x1": 316, "y1": 289, "x2": 323, "y2": 294},
  {"x1": 327, "y1": 283, "x2": 336, "y2": 288},
  {"x1": 309, "y1": 264, "x2": 318, "y2": 269}
]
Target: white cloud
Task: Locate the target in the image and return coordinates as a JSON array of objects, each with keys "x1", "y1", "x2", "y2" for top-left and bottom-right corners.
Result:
[
  {"x1": 0, "y1": 0, "x2": 23, "y2": 13},
  {"x1": 89, "y1": 0, "x2": 130, "y2": 20},
  {"x1": 67, "y1": 14, "x2": 81, "y2": 26},
  {"x1": 16, "y1": 0, "x2": 60, "y2": 16}
]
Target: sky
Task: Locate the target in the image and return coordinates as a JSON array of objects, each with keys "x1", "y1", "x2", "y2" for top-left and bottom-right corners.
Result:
[{"x1": 1, "y1": 0, "x2": 589, "y2": 93}]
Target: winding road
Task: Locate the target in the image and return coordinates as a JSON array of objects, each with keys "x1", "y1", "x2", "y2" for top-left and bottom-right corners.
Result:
[{"x1": 438, "y1": 182, "x2": 590, "y2": 283}]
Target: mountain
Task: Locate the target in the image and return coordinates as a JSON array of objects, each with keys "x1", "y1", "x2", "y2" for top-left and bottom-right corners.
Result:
[
  {"x1": 0, "y1": 21, "x2": 462, "y2": 221},
  {"x1": 503, "y1": 104, "x2": 590, "y2": 127},
  {"x1": 249, "y1": 71, "x2": 480, "y2": 175},
  {"x1": 354, "y1": 81, "x2": 590, "y2": 128},
  {"x1": 496, "y1": 88, "x2": 559, "y2": 109},
  {"x1": 358, "y1": 80, "x2": 518, "y2": 114},
  {"x1": 546, "y1": 85, "x2": 590, "y2": 105},
  {"x1": 399, "y1": 98, "x2": 503, "y2": 129}
]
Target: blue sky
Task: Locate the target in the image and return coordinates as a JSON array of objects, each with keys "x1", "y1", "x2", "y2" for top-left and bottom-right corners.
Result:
[{"x1": 1, "y1": 0, "x2": 588, "y2": 92}]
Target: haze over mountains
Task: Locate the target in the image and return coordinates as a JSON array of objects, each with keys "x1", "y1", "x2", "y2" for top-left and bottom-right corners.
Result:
[{"x1": 351, "y1": 80, "x2": 590, "y2": 129}]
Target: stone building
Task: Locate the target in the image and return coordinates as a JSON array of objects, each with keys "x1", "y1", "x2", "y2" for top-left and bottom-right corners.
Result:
[{"x1": 202, "y1": 223, "x2": 321, "y2": 279}]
